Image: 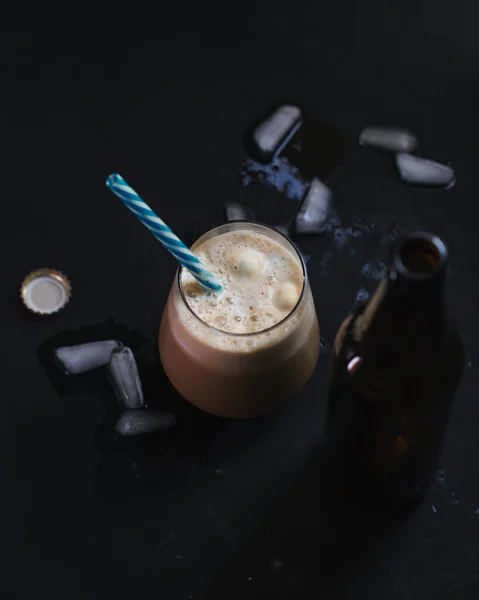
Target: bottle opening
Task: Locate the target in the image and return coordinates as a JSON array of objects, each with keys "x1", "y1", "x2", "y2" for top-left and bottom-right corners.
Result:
[
  {"x1": 394, "y1": 233, "x2": 447, "y2": 280},
  {"x1": 399, "y1": 239, "x2": 440, "y2": 274}
]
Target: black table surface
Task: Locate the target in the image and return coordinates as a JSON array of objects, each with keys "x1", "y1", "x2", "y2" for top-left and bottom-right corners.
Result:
[{"x1": 3, "y1": 8, "x2": 479, "y2": 599}]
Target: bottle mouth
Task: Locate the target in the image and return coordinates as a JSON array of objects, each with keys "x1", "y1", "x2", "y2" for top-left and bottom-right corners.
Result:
[{"x1": 393, "y1": 232, "x2": 448, "y2": 280}]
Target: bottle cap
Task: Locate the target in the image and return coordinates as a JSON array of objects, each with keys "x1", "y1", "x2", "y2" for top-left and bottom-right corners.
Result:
[{"x1": 21, "y1": 268, "x2": 71, "y2": 315}]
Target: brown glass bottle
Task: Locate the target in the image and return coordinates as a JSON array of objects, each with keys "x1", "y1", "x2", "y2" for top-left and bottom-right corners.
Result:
[{"x1": 326, "y1": 233, "x2": 464, "y2": 513}]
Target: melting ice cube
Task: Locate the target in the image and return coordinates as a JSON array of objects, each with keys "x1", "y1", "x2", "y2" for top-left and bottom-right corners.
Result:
[
  {"x1": 294, "y1": 178, "x2": 332, "y2": 235},
  {"x1": 108, "y1": 347, "x2": 144, "y2": 409},
  {"x1": 114, "y1": 410, "x2": 177, "y2": 437},
  {"x1": 252, "y1": 105, "x2": 302, "y2": 162},
  {"x1": 359, "y1": 126, "x2": 418, "y2": 153},
  {"x1": 225, "y1": 202, "x2": 255, "y2": 222},
  {"x1": 396, "y1": 153, "x2": 456, "y2": 188},
  {"x1": 54, "y1": 340, "x2": 122, "y2": 374}
]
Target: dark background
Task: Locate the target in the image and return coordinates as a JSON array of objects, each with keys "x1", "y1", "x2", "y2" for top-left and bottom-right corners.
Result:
[{"x1": 2, "y1": 3, "x2": 479, "y2": 598}]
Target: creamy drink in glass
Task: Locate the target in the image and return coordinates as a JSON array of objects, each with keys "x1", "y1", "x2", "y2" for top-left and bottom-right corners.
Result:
[{"x1": 159, "y1": 222, "x2": 320, "y2": 418}]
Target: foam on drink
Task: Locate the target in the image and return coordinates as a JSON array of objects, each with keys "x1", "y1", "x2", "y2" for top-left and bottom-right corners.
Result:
[{"x1": 180, "y1": 230, "x2": 304, "y2": 338}]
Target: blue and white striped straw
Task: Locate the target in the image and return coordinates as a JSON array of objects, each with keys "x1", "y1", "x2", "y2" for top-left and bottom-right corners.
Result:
[{"x1": 106, "y1": 174, "x2": 222, "y2": 292}]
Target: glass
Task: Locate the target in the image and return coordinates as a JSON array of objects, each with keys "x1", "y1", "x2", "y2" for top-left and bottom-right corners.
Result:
[{"x1": 159, "y1": 222, "x2": 320, "y2": 417}]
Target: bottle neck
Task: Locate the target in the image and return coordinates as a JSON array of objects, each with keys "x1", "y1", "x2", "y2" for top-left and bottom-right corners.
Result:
[
  {"x1": 387, "y1": 263, "x2": 446, "y2": 312},
  {"x1": 353, "y1": 233, "x2": 448, "y2": 349}
]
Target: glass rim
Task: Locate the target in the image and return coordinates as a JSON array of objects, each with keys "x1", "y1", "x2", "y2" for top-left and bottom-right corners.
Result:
[{"x1": 177, "y1": 220, "x2": 307, "y2": 338}]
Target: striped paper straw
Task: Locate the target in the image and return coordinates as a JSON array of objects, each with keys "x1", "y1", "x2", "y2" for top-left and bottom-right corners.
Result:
[{"x1": 106, "y1": 174, "x2": 222, "y2": 292}]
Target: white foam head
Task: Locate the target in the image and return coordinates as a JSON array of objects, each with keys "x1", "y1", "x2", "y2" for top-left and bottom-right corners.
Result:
[{"x1": 178, "y1": 227, "x2": 305, "y2": 351}]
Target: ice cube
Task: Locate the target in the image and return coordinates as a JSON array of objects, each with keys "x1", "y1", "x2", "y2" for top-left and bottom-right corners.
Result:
[
  {"x1": 108, "y1": 347, "x2": 144, "y2": 409},
  {"x1": 54, "y1": 340, "x2": 122, "y2": 374},
  {"x1": 359, "y1": 127, "x2": 418, "y2": 153},
  {"x1": 225, "y1": 202, "x2": 255, "y2": 222},
  {"x1": 294, "y1": 178, "x2": 332, "y2": 235},
  {"x1": 396, "y1": 153, "x2": 456, "y2": 188},
  {"x1": 114, "y1": 410, "x2": 177, "y2": 437},
  {"x1": 252, "y1": 105, "x2": 302, "y2": 162}
]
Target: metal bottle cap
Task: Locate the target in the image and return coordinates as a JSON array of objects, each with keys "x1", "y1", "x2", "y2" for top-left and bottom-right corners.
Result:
[{"x1": 21, "y1": 268, "x2": 71, "y2": 315}]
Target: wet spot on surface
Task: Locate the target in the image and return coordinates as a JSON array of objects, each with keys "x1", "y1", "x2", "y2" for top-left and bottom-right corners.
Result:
[
  {"x1": 240, "y1": 157, "x2": 308, "y2": 202},
  {"x1": 361, "y1": 259, "x2": 386, "y2": 280}
]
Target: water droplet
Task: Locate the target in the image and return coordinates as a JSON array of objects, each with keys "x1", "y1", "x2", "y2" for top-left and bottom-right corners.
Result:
[
  {"x1": 226, "y1": 297, "x2": 234, "y2": 304},
  {"x1": 270, "y1": 559, "x2": 283, "y2": 570},
  {"x1": 354, "y1": 287, "x2": 370, "y2": 308},
  {"x1": 353, "y1": 217, "x2": 374, "y2": 233},
  {"x1": 320, "y1": 250, "x2": 333, "y2": 269},
  {"x1": 361, "y1": 259, "x2": 386, "y2": 280},
  {"x1": 435, "y1": 468, "x2": 446, "y2": 488},
  {"x1": 234, "y1": 316, "x2": 242, "y2": 322}
]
